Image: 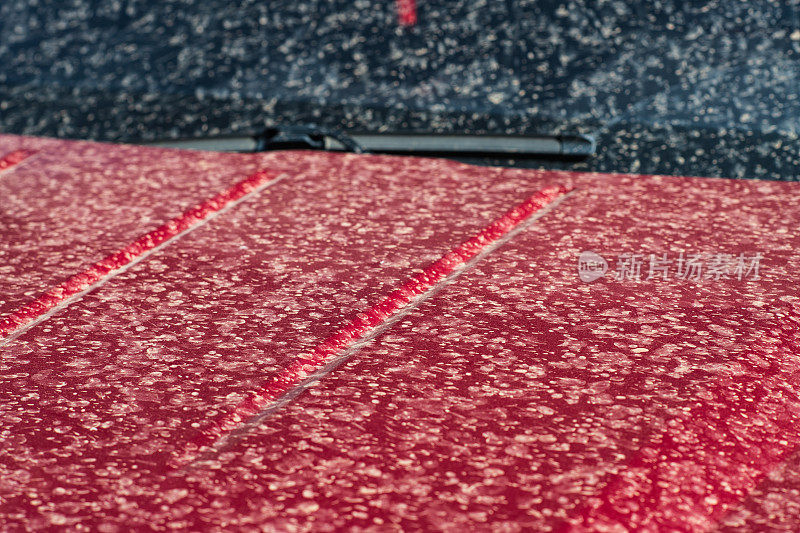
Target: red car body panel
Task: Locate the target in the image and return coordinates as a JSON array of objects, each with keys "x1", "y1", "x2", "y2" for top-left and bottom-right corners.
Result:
[{"x1": 0, "y1": 134, "x2": 799, "y2": 530}]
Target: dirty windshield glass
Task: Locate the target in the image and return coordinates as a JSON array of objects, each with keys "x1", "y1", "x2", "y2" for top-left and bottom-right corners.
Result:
[{"x1": 0, "y1": 1, "x2": 798, "y2": 178}]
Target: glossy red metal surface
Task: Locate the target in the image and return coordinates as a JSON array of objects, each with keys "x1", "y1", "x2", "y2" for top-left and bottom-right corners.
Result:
[{"x1": 1, "y1": 134, "x2": 799, "y2": 530}]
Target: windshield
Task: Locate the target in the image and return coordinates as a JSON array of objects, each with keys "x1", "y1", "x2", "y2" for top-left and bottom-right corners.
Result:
[{"x1": 0, "y1": 1, "x2": 798, "y2": 178}]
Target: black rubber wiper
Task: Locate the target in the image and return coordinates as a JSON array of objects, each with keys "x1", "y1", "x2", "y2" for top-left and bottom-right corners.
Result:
[
  {"x1": 253, "y1": 125, "x2": 367, "y2": 153},
  {"x1": 343, "y1": 132, "x2": 595, "y2": 158},
  {"x1": 144, "y1": 125, "x2": 596, "y2": 159}
]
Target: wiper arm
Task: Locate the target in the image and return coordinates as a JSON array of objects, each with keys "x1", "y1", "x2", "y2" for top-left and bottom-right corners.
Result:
[
  {"x1": 254, "y1": 125, "x2": 367, "y2": 153},
  {"x1": 144, "y1": 125, "x2": 596, "y2": 159}
]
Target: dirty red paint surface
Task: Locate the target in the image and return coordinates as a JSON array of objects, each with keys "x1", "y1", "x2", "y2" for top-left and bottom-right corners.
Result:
[
  {"x1": 0, "y1": 149, "x2": 36, "y2": 173},
  {"x1": 1, "y1": 134, "x2": 799, "y2": 530},
  {"x1": 0, "y1": 169, "x2": 280, "y2": 339},
  {"x1": 0, "y1": 136, "x2": 270, "y2": 324},
  {"x1": 181, "y1": 184, "x2": 569, "y2": 465}
]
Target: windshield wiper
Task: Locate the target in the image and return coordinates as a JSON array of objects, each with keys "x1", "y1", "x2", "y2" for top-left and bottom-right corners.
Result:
[{"x1": 144, "y1": 125, "x2": 596, "y2": 159}]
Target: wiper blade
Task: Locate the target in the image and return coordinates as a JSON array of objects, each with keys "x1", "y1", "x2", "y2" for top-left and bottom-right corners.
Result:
[
  {"x1": 144, "y1": 125, "x2": 596, "y2": 159},
  {"x1": 341, "y1": 132, "x2": 595, "y2": 158}
]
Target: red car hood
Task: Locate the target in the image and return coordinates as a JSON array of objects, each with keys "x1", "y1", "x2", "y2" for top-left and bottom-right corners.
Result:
[{"x1": 1, "y1": 134, "x2": 799, "y2": 531}]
